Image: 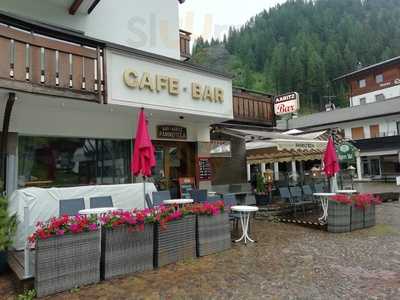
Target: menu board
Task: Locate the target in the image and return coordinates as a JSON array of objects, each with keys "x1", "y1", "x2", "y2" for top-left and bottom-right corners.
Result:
[
  {"x1": 198, "y1": 158, "x2": 212, "y2": 181},
  {"x1": 178, "y1": 177, "x2": 195, "y2": 199}
]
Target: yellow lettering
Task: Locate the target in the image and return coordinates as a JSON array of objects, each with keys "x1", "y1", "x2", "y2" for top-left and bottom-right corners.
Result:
[
  {"x1": 123, "y1": 69, "x2": 139, "y2": 88},
  {"x1": 192, "y1": 83, "x2": 202, "y2": 100},
  {"x1": 169, "y1": 78, "x2": 180, "y2": 95},
  {"x1": 202, "y1": 86, "x2": 214, "y2": 102},
  {"x1": 214, "y1": 88, "x2": 224, "y2": 102},
  {"x1": 139, "y1": 72, "x2": 154, "y2": 91},
  {"x1": 156, "y1": 75, "x2": 169, "y2": 93}
]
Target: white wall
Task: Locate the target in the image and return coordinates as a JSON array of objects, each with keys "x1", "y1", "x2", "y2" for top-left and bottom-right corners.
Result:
[
  {"x1": 343, "y1": 115, "x2": 400, "y2": 139},
  {"x1": 351, "y1": 85, "x2": 400, "y2": 106},
  {"x1": 1, "y1": 0, "x2": 181, "y2": 59}
]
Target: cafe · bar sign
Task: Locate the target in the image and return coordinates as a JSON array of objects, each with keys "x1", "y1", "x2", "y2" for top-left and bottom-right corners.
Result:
[
  {"x1": 274, "y1": 92, "x2": 300, "y2": 116},
  {"x1": 157, "y1": 125, "x2": 187, "y2": 140}
]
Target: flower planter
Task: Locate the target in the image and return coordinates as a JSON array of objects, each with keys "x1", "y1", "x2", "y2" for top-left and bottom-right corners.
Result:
[
  {"x1": 255, "y1": 194, "x2": 269, "y2": 206},
  {"x1": 0, "y1": 251, "x2": 7, "y2": 274},
  {"x1": 196, "y1": 213, "x2": 231, "y2": 257},
  {"x1": 35, "y1": 231, "x2": 101, "y2": 298},
  {"x1": 364, "y1": 204, "x2": 376, "y2": 228},
  {"x1": 101, "y1": 224, "x2": 154, "y2": 280},
  {"x1": 351, "y1": 205, "x2": 364, "y2": 231},
  {"x1": 154, "y1": 215, "x2": 196, "y2": 268},
  {"x1": 327, "y1": 201, "x2": 351, "y2": 233}
]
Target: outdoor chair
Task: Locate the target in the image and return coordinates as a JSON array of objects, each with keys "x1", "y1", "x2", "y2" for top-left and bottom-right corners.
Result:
[
  {"x1": 314, "y1": 182, "x2": 326, "y2": 193},
  {"x1": 152, "y1": 191, "x2": 171, "y2": 206},
  {"x1": 208, "y1": 195, "x2": 222, "y2": 203},
  {"x1": 222, "y1": 193, "x2": 241, "y2": 234},
  {"x1": 278, "y1": 187, "x2": 292, "y2": 202},
  {"x1": 59, "y1": 198, "x2": 85, "y2": 216},
  {"x1": 145, "y1": 193, "x2": 154, "y2": 209},
  {"x1": 190, "y1": 189, "x2": 208, "y2": 203},
  {"x1": 302, "y1": 185, "x2": 315, "y2": 202},
  {"x1": 90, "y1": 196, "x2": 113, "y2": 208},
  {"x1": 290, "y1": 186, "x2": 313, "y2": 216}
]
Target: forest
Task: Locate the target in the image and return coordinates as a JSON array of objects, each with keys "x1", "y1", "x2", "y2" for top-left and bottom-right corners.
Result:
[{"x1": 191, "y1": 0, "x2": 400, "y2": 113}]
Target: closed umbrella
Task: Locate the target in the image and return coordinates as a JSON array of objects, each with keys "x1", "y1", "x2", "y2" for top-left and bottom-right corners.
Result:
[
  {"x1": 323, "y1": 136, "x2": 340, "y2": 192},
  {"x1": 131, "y1": 108, "x2": 156, "y2": 207}
]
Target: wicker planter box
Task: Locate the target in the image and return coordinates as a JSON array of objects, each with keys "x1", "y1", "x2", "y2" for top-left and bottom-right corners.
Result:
[
  {"x1": 327, "y1": 201, "x2": 351, "y2": 233},
  {"x1": 35, "y1": 231, "x2": 101, "y2": 298},
  {"x1": 154, "y1": 215, "x2": 196, "y2": 268},
  {"x1": 255, "y1": 194, "x2": 269, "y2": 206},
  {"x1": 351, "y1": 205, "x2": 364, "y2": 231},
  {"x1": 364, "y1": 205, "x2": 376, "y2": 228},
  {"x1": 196, "y1": 213, "x2": 231, "y2": 257},
  {"x1": 101, "y1": 224, "x2": 154, "y2": 280}
]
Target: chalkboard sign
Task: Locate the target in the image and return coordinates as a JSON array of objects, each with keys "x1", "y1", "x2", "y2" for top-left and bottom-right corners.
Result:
[
  {"x1": 179, "y1": 177, "x2": 195, "y2": 199},
  {"x1": 198, "y1": 158, "x2": 212, "y2": 181}
]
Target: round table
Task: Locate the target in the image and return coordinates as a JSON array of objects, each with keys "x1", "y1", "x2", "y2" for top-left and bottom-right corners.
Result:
[
  {"x1": 336, "y1": 190, "x2": 357, "y2": 195},
  {"x1": 163, "y1": 199, "x2": 194, "y2": 206},
  {"x1": 79, "y1": 207, "x2": 119, "y2": 215},
  {"x1": 231, "y1": 205, "x2": 259, "y2": 244},
  {"x1": 313, "y1": 193, "x2": 336, "y2": 224}
]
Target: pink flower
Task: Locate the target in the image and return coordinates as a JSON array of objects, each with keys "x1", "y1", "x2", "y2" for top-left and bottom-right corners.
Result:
[
  {"x1": 89, "y1": 223, "x2": 98, "y2": 231},
  {"x1": 56, "y1": 229, "x2": 65, "y2": 236}
]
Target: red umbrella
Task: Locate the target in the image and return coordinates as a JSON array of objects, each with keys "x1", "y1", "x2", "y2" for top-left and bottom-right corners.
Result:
[
  {"x1": 131, "y1": 109, "x2": 156, "y2": 177},
  {"x1": 323, "y1": 136, "x2": 340, "y2": 177}
]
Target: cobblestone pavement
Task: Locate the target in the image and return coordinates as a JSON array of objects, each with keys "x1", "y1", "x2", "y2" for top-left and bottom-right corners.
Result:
[{"x1": 2, "y1": 202, "x2": 400, "y2": 299}]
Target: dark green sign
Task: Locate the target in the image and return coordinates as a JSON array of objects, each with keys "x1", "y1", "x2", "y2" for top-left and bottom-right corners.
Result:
[{"x1": 337, "y1": 142, "x2": 358, "y2": 162}]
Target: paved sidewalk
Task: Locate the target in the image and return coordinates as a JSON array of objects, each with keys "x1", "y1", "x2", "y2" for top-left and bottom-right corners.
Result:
[{"x1": 2, "y1": 202, "x2": 400, "y2": 299}]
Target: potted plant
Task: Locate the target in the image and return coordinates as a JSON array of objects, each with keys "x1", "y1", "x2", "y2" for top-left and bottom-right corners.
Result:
[
  {"x1": 255, "y1": 173, "x2": 269, "y2": 206},
  {"x1": 99, "y1": 209, "x2": 157, "y2": 280},
  {"x1": 191, "y1": 201, "x2": 231, "y2": 257},
  {"x1": 351, "y1": 194, "x2": 382, "y2": 229},
  {"x1": 0, "y1": 197, "x2": 16, "y2": 273},
  {"x1": 29, "y1": 215, "x2": 101, "y2": 298},
  {"x1": 328, "y1": 194, "x2": 352, "y2": 233}
]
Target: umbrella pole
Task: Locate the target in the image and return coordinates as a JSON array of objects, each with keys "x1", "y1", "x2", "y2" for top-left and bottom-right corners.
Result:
[{"x1": 143, "y1": 175, "x2": 146, "y2": 208}]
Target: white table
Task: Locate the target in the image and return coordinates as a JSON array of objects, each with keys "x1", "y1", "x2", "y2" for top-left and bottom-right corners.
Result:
[
  {"x1": 163, "y1": 199, "x2": 194, "y2": 207},
  {"x1": 313, "y1": 193, "x2": 336, "y2": 224},
  {"x1": 231, "y1": 205, "x2": 259, "y2": 244},
  {"x1": 79, "y1": 207, "x2": 119, "y2": 215},
  {"x1": 336, "y1": 190, "x2": 357, "y2": 195},
  {"x1": 208, "y1": 192, "x2": 217, "y2": 196}
]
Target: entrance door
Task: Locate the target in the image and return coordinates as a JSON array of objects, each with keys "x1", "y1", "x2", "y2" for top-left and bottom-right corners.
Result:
[{"x1": 153, "y1": 141, "x2": 196, "y2": 198}]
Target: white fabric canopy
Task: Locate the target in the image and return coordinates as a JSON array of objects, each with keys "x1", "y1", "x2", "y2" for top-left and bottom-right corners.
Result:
[{"x1": 8, "y1": 183, "x2": 157, "y2": 250}]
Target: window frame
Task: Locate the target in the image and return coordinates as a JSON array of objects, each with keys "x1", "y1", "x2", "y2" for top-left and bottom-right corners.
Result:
[
  {"x1": 375, "y1": 74, "x2": 384, "y2": 84},
  {"x1": 358, "y1": 79, "x2": 366, "y2": 88}
]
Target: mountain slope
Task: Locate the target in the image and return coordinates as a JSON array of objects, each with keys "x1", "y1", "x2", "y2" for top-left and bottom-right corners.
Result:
[{"x1": 192, "y1": 0, "x2": 400, "y2": 113}]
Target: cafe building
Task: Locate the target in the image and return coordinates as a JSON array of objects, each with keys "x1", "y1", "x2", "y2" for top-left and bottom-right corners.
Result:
[{"x1": 0, "y1": 0, "x2": 233, "y2": 198}]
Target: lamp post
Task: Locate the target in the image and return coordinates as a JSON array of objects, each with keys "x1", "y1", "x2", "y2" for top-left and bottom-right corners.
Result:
[
  {"x1": 311, "y1": 166, "x2": 321, "y2": 188},
  {"x1": 347, "y1": 165, "x2": 356, "y2": 189},
  {"x1": 265, "y1": 169, "x2": 274, "y2": 204}
]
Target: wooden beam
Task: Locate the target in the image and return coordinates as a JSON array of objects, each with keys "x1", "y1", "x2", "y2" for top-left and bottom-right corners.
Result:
[
  {"x1": 0, "y1": 92, "x2": 16, "y2": 191},
  {"x1": 69, "y1": 0, "x2": 84, "y2": 15},
  {"x1": 88, "y1": 0, "x2": 101, "y2": 14}
]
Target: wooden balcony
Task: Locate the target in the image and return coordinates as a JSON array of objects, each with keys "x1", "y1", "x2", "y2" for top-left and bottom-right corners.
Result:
[
  {"x1": 179, "y1": 29, "x2": 191, "y2": 61},
  {"x1": 0, "y1": 24, "x2": 105, "y2": 103},
  {"x1": 232, "y1": 89, "x2": 275, "y2": 126}
]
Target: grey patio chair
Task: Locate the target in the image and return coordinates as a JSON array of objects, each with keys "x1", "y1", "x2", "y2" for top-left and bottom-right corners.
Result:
[
  {"x1": 302, "y1": 185, "x2": 315, "y2": 202},
  {"x1": 145, "y1": 193, "x2": 154, "y2": 209},
  {"x1": 189, "y1": 189, "x2": 208, "y2": 203},
  {"x1": 278, "y1": 187, "x2": 292, "y2": 202},
  {"x1": 59, "y1": 198, "x2": 85, "y2": 216},
  {"x1": 90, "y1": 196, "x2": 113, "y2": 208},
  {"x1": 208, "y1": 195, "x2": 222, "y2": 203},
  {"x1": 290, "y1": 186, "x2": 313, "y2": 216},
  {"x1": 314, "y1": 182, "x2": 326, "y2": 193},
  {"x1": 152, "y1": 190, "x2": 171, "y2": 206},
  {"x1": 223, "y1": 193, "x2": 241, "y2": 233}
]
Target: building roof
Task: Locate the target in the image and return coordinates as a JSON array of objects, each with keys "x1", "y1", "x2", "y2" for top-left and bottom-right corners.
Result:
[
  {"x1": 284, "y1": 96, "x2": 400, "y2": 130},
  {"x1": 335, "y1": 56, "x2": 400, "y2": 81}
]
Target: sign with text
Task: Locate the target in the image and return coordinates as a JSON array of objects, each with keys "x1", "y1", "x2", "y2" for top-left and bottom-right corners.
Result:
[
  {"x1": 157, "y1": 125, "x2": 187, "y2": 140},
  {"x1": 337, "y1": 142, "x2": 358, "y2": 162},
  {"x1": 198, "y1": 158, "x2": 212, "y2": 181},
  {"x1": 274, "y1": 92, "x2": 300, "y2": 116}
]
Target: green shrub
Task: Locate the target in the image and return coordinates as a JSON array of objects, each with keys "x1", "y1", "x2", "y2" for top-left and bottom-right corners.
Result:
[{"x1": 0, "y1": 196, "x2": 17, "y2": 251}]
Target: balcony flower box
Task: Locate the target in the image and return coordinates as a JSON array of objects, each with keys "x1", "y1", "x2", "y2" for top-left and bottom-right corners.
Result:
[
  {"x1": 99, "y1": 210, "x2": 155, "y2": 280},
  {"x1": 154, "y1": 214, "x2": 196, "y2": 268},
  {"x1": 29, "y1": 215, "x2": 100, "y2": 298}
]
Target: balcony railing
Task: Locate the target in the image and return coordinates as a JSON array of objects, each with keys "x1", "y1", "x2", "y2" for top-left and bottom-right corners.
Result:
[
  {"x1": 232, "y1": 90, "x2": 274, "y2": 125},
  {"x1": 0, "y1": 23, "x2": 105, "y2": 102},
  {"x1": 179, "y1": 29, "x2": 191, "y2": 60}
]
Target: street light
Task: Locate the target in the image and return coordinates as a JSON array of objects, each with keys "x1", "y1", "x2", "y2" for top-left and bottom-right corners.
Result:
[
  {"x1": 264, "y1": 169, "x2": 274, "y2": 203},
  {"x1": 347, "y1": 165, "x2": 356, "y2": 189}
]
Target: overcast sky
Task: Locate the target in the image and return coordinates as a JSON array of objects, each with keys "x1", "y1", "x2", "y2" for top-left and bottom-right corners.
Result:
[{"x1": 179, "y1": 0, "x2": 286, "y2": 40}]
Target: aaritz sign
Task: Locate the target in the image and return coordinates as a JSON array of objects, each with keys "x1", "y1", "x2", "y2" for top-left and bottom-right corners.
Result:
[{"x1": 274, "y1": 92, "x2": 300, "y2": 116}]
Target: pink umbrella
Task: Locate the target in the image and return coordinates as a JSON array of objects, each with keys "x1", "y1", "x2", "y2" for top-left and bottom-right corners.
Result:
[
  {"x1": 131, "y1": 108, "x2": 156, "y2": 179},
  {"x1": 323, "y1": 136, "x2": 340, "y2": 177},
  {"x1": 131, "y1": 108, "x2": 156, "y2": 208}
]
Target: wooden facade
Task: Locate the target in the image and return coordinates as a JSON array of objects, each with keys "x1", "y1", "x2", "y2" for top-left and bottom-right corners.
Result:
[
  {"x1": 232, "y1": 88, "x2": 274, "y2": 126},
  {"x1": 347, "y1": 62, "x2": 400, "y2": 98},
  {"x1": 179, "y1": 30, "x2": 191, "y2": 61},
  {"x1": 0, "y1": 23, "x2": 106, "y2": 102}
]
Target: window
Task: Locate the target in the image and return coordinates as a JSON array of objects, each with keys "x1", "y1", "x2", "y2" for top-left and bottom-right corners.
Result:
[
  {"x1": 375, "y1": 94, "x2": 385, "y2": 102},
  {"x1": 351, "y1": 127, "x2": 365, "y2": 140},
  {"x1": 18, "y1": 136, "x2": 131, "y2": 188},
  {"x1": 361, "y1": 157, "x2": 381, "y2": 177},
  {"x1": 369, "y1": 124, "x2": 380, "y2": 138},
  {"x1": 359, "y1": 97, "x2": 367, "y2": 105},
  {"x1": 375, "y1": 74, "x2": 384, "y2": 84},
  {"x1": 358, "y1": 79, "x2": 366, "y2": 88},
  {"x1": 381, "y1": 155, "x2": 400, "y2": 176}
]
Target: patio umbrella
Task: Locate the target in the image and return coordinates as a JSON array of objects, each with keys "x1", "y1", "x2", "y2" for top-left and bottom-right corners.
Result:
[
  {"x1": 131, "y1": 108, "x2": 156, "y2": 207},
  {"x1": 323, "y1": 136, "x2": 340, "y2": 192}
]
